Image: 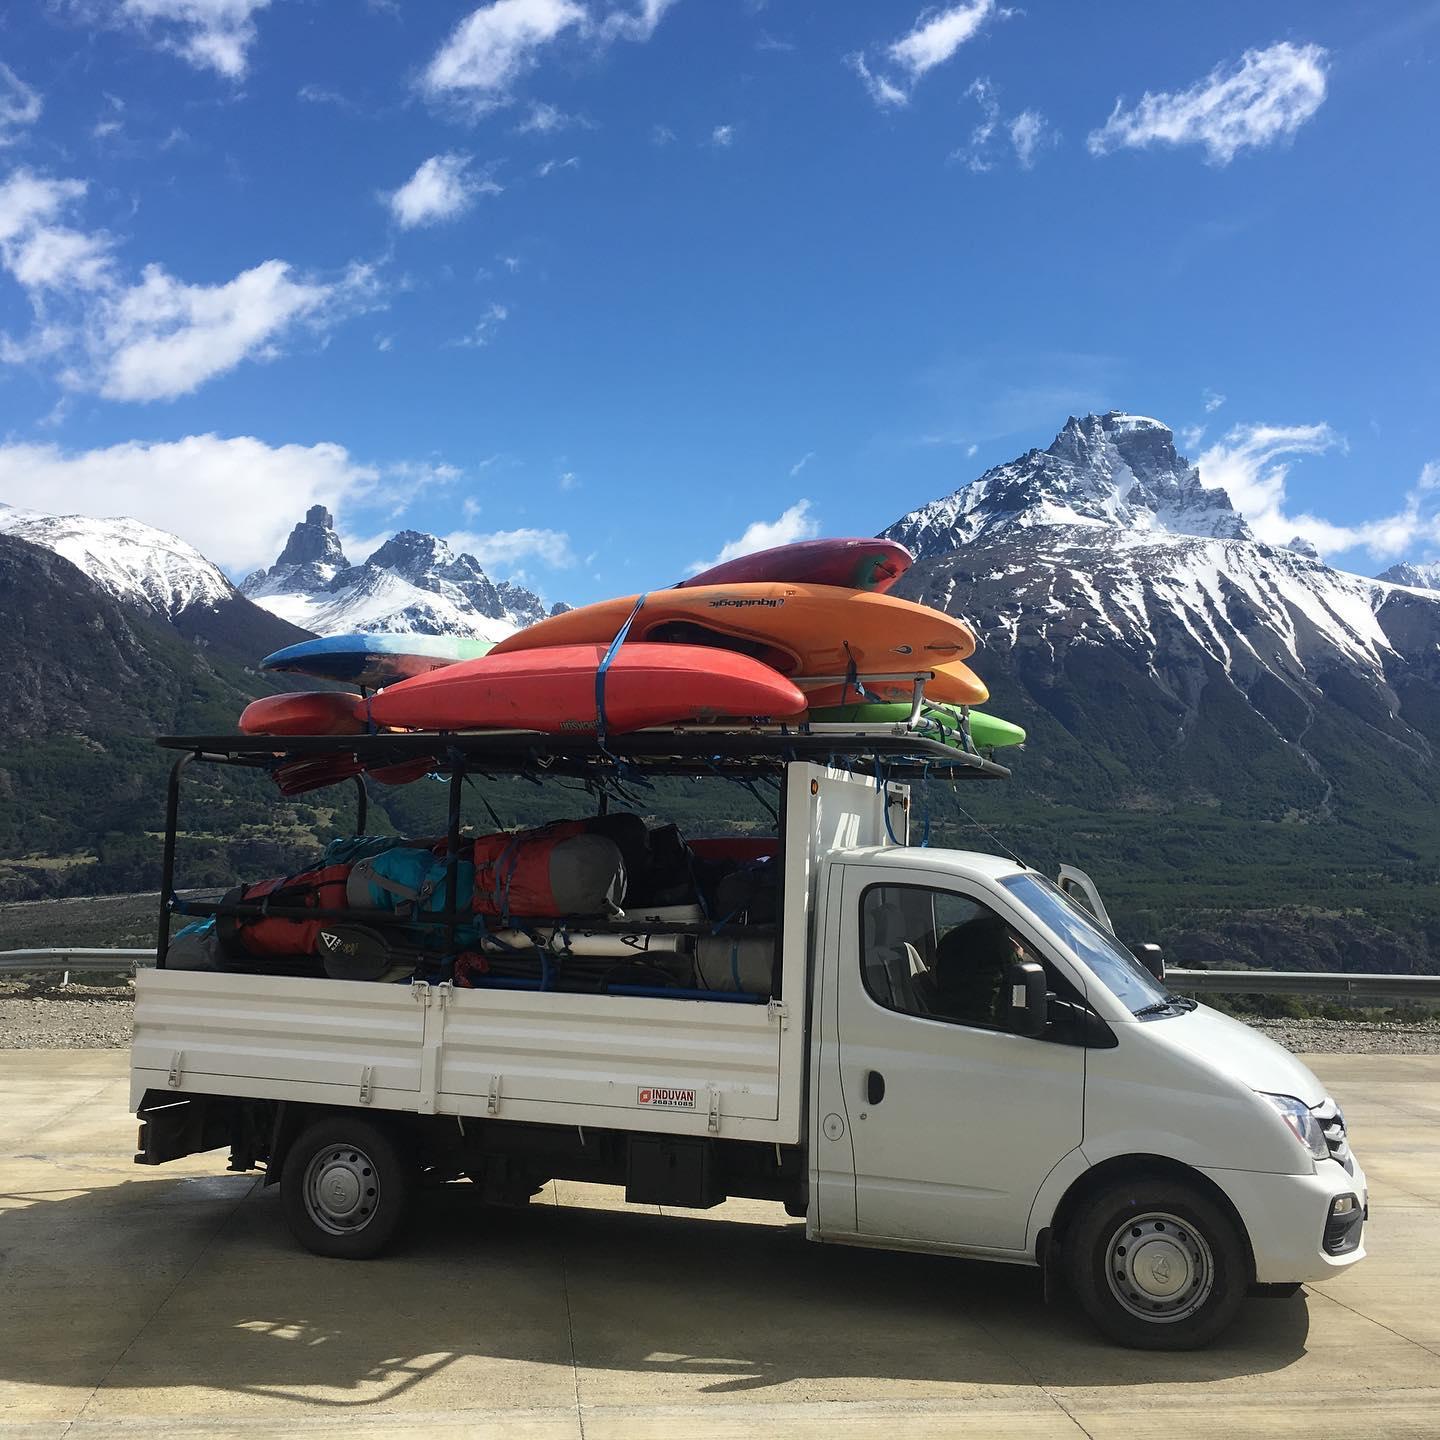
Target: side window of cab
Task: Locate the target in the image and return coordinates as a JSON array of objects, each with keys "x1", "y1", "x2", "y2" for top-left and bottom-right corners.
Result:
[{"x1": 860, "y1": 883, "x2": 1078, "y2": 1033}]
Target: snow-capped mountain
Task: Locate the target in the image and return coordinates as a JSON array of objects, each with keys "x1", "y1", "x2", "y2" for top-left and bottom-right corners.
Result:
[
  {"x1": 1376, "y1": 561, "x2": 1440, "y2": 593},
  {"x1": 0, "y1": 504, "x2": 234, "y2": 617},
  {"x1": 888, "y1": 412, "x2": 1250, "y2": 558},
  {"x1": 0, "y1": 502, "x2": 308, "y2": 661},
  {"x1": 884, "y1": 412, "x2": 1440, "y2": 821},
  {"x1": 241, "y1": 506, "x2": 564, "y2": 641}
]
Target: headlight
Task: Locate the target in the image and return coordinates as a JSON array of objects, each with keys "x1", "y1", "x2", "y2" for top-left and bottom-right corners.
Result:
[{"x1": 1261, "y1": 1092, "x2": 1329, "y2": 1160}]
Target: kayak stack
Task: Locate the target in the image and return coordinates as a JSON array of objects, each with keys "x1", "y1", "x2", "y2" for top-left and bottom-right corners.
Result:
[{"x1": 241, "y1": 536, "x2": 1027, "y2": 778}]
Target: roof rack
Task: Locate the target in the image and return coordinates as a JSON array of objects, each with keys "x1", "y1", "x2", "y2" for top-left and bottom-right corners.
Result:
[{"x1": 155, "y1": 727, "x2": 1011, "y2": 781}]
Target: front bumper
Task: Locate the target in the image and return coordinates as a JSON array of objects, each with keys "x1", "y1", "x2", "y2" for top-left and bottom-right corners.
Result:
[{"x1": 1201, "y1": 1155, "x2": 1368, "y2": 1285}]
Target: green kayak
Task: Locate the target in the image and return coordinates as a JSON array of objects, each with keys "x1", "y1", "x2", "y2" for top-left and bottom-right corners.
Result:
[{"x1": 810, "y1": 702, "x2": 1026, "y2": 752}]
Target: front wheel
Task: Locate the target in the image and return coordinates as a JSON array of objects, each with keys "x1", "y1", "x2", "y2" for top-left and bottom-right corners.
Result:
[
  {"x1": 280, "y1": 1115, "x2": 412, "y2": 1259},
  {"x1": 1065, "y1": 1177, "x2": 1249, "y2": 1349}
]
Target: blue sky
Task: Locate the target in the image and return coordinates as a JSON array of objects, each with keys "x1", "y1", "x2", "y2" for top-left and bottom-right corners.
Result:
[{"x1": 0, "y1": 0, "x2": 1437, "y2": 604}]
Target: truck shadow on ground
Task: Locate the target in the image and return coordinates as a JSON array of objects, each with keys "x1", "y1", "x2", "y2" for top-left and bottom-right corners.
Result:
[{"x1": 0, "y1": 1175, "x2": 1314, "y2": 1409}]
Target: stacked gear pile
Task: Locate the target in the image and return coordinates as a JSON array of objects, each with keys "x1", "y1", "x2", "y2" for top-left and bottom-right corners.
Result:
[
  {"x1": 168, "y1": 814, "x2": 784, "y2": 1000},
  {"x1": 243, "y1": 536, "x2": 1026, "y2": 773}
]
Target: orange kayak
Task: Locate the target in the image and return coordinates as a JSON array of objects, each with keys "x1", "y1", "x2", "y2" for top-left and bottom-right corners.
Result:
[{"x1": 492, "y1": 583, "x2": 979, "y2": 702}]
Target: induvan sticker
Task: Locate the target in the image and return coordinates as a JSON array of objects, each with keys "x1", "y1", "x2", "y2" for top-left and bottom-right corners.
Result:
[{"x1": 637, "y1": 1086, "x2": 696, "y2": 1110}]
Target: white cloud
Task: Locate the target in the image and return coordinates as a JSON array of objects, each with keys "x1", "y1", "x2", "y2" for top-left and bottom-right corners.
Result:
[
  {"x1": 298, "y1": 83, "x2": 354, "y2": 109},
  {"x1": 0, "y1": 63, "x2": 43, "y2": 146},
  {"x1": 94, "y1": 259, "x2": 377, "y2": 402},
  {"x1": 558, "y1": 470, "x2": 579, "y2": 490},
  {"x1": 451, "y1": 301, "x2": 509, "y2": 347},
  {"x1": 851, "y1": 1, "x2": 1005, "y2": 108},
  {"x1": 689, "y1": 499, "x2": 819, "y2": 573},
  {"x1": 597, "y1": 0, "x2": 680, "y2": 43},
  {"x1": 789, "y1": 451, "x2": 814, "y2": 478},
  {"x1": 710, "y1": 123, "x2": 734, "y2": 148},
  {"x1": 651, "y1": 122, "x2": 676, "y2": 146},
  {"x1": 0, "y1": 170, "x2": 114, "y2": 291},
  {"x1": 1008, "y1": 109, "x2": 1049, "y2": 168},
  {"x1": 953, "y1": 79, "x2": 1049, "y2": 171},
  {"x1": 516, "y1": 100, "x2": 574, "y2": 133},
  {"x1": 966, "y1": 442, "x2": 979, "y2": 458},
  {"x1": 0, "y1": 433, "x2": 381, "y2": 574},
  {"x1": 1203, "y1": 387, "x2": 1226, "y2": 413},
  {"x1": 386, "y1": 153, "x2": 498, "y2": 228},
  {"x1": 421, "y1": 0, "x2": 588, "y2": 110},
  {"x1": 1194, "y1": 423, "x2": 1440, "y2": 562},
  {"x1": 422, "y1": 0, "x2": 681, "y2": 112},
  {"x1": 1179, "y1": 424, "x2": 1205, "y2": 450},
  {"x1": 118, "y1": 0, "x2": 274, "y2": 79},
  {"x1": 0, "y1": 166, "x2": 379, "y2": 402},
  {"x1": 445, "y1": 525, "x2": 576, "y2": 570},
  {"x1": 536, "y1": 155, "x2": 579, "y2": 176},
  {"x1": 1088, "y1": 41, "x2": 1328, "y2": 166}
]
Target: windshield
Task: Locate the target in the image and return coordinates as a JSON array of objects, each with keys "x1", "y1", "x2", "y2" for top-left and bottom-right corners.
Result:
[{"x1": 1000, "y1": 872, "x2": 1172, "y2": 1015}]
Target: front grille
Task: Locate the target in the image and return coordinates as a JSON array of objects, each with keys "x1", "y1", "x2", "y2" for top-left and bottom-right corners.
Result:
[{"x1": 1313, "y1": 1098, "x2": 1352, "y2": 1171}]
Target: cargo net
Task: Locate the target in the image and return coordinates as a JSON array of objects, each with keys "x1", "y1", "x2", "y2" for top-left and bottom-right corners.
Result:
[{"x1": 166, "y1": 815, "x2": 779, "y2": 1004}]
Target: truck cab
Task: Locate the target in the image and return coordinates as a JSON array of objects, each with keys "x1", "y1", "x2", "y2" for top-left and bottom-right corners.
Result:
[{"x1": 808, "y1": 845, "x2": 1367, "y2": 1347}]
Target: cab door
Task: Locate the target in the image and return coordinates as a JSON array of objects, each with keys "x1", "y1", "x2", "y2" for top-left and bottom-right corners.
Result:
[{"x1": 828, "y1": 866, "x2": 1085, "y2": 1254}]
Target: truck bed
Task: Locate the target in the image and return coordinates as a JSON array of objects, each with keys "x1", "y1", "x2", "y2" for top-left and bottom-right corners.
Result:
[
  {"x1": 131, "y1": 762, "x2": 905, "y2": 1150},
  {"x1": 131, "y1": 970, "x2": 791, "y2": 1139}
]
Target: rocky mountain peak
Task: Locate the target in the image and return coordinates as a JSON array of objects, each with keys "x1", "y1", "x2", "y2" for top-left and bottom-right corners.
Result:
[
  {"x1": 241, "y1": 508, "x2": 562, "y2": 641},
  {"x1": 1377, "y1": 561, "x2": 1440, "y2": 592},
  {"x1": 885, "y1": 410, "x2": 1251, "y2": 561},
  {"x1": 273, "y1": 504, "x2": 348, "y2": 574}
]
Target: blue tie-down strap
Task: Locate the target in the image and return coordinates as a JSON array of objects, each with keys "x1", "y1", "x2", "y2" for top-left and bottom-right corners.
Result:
[{"x1": 595, "y1": 592, "x2": 648, "y2": 749}]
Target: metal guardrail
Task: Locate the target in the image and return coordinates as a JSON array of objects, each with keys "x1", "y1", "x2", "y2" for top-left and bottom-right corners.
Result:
[
  {"x1": 0, "y1": 948, "x2": 155, "y2": 975},
  {"x1": 0, "y1": 951, "x2": 1436, "y2": 1002},
  {"x1": 1166, "y1": 968, "x2": 1440, "y2": 1004}
]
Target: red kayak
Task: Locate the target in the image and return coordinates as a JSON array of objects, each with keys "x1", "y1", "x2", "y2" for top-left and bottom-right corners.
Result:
[
  {"x1": 680, "y1": 537, "x2": 912, "y2": 593},
  {"x1": 239, "y1": 691, "x2": 369, "y2": 737},
  {"x1": 369, "y1": 643, "x2": 807, "y2": 733}
]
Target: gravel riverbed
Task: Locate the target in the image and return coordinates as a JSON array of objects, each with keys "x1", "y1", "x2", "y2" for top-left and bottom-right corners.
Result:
[{"x1": 3, "y1": 976, "x2": 1440, "y2": 1054}]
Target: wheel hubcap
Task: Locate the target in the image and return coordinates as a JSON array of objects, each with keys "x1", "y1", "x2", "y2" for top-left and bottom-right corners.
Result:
[
  {"x1": 1104, "y1": 1211, "x2": 1214, "y2": 1323},
  {"x1": 303, "y1": 1147, "x2": 379, "y2": 1235}
]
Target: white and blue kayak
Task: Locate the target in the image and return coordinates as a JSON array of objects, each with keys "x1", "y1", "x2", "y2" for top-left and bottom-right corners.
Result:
[{"x1": 260, "y1": 633, "x2": 493, "y2": 689}]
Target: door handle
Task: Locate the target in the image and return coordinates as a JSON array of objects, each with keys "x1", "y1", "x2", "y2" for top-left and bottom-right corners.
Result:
[{"x1": 866, "y1": 1070, "x2": 885, "y2": 1105}]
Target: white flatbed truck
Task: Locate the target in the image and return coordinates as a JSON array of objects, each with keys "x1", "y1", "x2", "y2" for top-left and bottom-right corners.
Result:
[{"x1": 133, "y1": 730, "x2": 1367, "y2": 1349}]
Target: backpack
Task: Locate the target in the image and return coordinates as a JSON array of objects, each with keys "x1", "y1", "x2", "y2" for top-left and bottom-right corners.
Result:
[
  {"x1": 217, "y1": 862, "x2": 353, "y2": 959},
  {"x1": 471, "y1": 821, "x2": 627, "y2": 920},
  {"x1": 346, "y1": 847, "x2": 475, "y2": 919}
]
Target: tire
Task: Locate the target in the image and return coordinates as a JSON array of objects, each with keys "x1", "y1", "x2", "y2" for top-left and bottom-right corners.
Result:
[
  {"x1": 280, "y1": 1115, "x2": 412, "y2": 1259},
  {"x1": 1065, "y1": 1177, "x2": 1248, "y2": 1350}
]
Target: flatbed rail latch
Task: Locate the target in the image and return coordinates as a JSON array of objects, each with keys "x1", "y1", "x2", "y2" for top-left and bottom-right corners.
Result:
[
  {"x1": 707, "y1": 1087, "x2": 721, "y2": 1135},
  {"x1": 167, "y1": 1051, "x2": 184, "y2": 1088},
  {"x1": 767, "y1": 999, "x2": 789, "y2": 1029}
]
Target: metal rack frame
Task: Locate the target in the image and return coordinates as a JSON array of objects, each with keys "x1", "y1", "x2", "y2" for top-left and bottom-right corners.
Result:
[{"x1": 153, "y1": 728, "x2": 1009, "y2": 969}]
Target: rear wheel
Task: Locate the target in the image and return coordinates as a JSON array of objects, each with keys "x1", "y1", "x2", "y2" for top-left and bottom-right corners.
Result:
[
  {"x1": 1066, "y1": 1177, "x2": 1248, "y2": 1349},
  {"x1": 280, "y1": 1115, "x2": 412, "y2": 1259}
]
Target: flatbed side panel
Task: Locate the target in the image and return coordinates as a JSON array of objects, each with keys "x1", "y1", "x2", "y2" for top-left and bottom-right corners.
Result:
[
  {"x1": 436, "y1": 986, "x2": 781, "y2": 1133},
  {"x1": 130, "y1": 969, "x2": 424, "y2": 1110}
]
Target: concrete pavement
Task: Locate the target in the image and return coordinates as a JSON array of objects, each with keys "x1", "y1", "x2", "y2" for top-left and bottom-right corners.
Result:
[{"x1": 0, "y1": 1050, "x2": 1436, "y2": 1437}]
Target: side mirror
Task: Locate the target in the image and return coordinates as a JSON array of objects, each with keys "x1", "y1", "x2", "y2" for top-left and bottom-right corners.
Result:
[
  {"x1": 1004, "y1": 960, "x2": 1049, "y2": 1039},
  {"x1": 1134, "y1": 943, "x2": 1166, "y2": 982}
]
